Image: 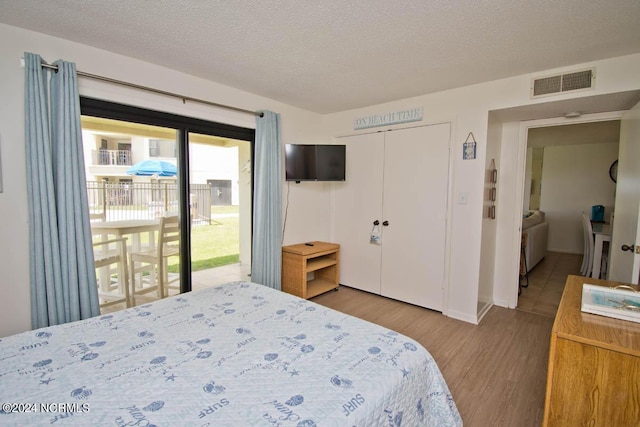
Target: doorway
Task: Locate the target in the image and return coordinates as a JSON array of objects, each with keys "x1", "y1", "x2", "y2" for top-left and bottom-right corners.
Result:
[
  {"x1": 487, "y1": 90, "x2": 640, "y2": 310},
  {"x1": 516, "y1": 116, "x2": 622, "y2": 311}
]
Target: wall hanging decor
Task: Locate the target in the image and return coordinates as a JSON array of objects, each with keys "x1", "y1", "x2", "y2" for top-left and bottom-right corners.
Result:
[
  {"x1": 463, "y1": 132, "x2": 477, "y2": 160},
  {"x1": 353, "y1": 107, "x2": 423, "y2": 130},
  {"x1": 609, "y1": 159, "x2": 618, "y2": 183},
  {"x1": 488, "y1": 158, "x2": 497, "y2": 219}
]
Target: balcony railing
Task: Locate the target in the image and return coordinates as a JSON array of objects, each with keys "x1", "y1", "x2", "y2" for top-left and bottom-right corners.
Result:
[{"x1": 92, "y1": 149, "x2": 132, "y2": 166}]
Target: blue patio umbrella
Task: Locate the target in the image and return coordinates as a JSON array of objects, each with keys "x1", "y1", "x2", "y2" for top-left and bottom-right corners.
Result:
[{"x1": 126, "y1": 160, "x2": 177, "y2": 177}]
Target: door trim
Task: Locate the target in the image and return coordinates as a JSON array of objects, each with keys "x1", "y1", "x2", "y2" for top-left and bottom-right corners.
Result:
[{"x1": 510, "y1": 111, "x2": 626, "y2": 308}]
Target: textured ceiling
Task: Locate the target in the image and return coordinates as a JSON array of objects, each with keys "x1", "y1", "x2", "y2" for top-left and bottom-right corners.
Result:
[{"x1": 2, "y1": 0, "x2": 640, "y2": 113}]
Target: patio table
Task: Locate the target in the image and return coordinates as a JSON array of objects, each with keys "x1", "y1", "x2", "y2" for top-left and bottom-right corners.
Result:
[
  {"x1": 91, "y1": 219, "x2": 160, "y2": 244},
  {"x1": 91, "y1": 219, "x2": 160, "y2": 292}
]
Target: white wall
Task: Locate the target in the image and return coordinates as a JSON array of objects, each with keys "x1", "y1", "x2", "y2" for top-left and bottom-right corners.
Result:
[
  {"x1": 540, "y1": 143, "x2": 618, "y2": 254},
  {"x1": 3, "y1": 23, "x2": 640, "y2": 334},
  {"x1": 281, "y1": 181, "x2": 336, "y2": 245},
  {"x1": 0, "y1": 23, "x2": 328, "y2": 337},
  {"x1": 190, "y1": 145, "x2": 238, "y2": 187},
  {"x1": 325, "y1": 53, "x2": 640, "y2": 323},
  {"x1": 477, "y1": 114, "x2": 502, "y2": 319}
]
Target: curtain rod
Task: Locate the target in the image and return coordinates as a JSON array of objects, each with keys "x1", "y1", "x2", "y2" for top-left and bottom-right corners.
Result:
[{"x1": 37, "y1": 61, "x2": 263, "y2": 117}]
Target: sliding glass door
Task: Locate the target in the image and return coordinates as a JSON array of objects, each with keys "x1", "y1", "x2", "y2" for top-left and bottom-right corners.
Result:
[
  {"x1": 187, "y1": 133, "x2": 252, "y2": 291},
  {"x1": 80, "y1": 98, "x2": 254, "y2": 312}
]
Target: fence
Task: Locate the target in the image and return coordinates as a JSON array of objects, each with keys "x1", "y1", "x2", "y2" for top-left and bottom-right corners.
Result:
[{"x1": 87, "y1": 181, "x2": 212, "y2": 225}]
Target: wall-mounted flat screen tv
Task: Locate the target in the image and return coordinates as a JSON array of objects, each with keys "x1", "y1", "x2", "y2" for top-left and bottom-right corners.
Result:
[{"x1": 285, "y1": 144, "x2": 346, "y2": 182}]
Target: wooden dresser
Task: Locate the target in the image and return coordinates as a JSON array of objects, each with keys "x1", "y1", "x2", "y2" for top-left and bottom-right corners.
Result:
[{"x1": 543, "y1": 275, "x2": 640, "y2": 426}]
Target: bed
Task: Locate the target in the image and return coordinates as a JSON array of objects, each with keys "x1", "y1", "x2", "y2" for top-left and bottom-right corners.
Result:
[{"x1": 0, "y1": 281, "x2": 461, "y2": 426}]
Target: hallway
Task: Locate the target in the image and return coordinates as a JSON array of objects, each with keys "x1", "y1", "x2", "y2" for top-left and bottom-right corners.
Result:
[{"x1": 517, "y1": 252, "x2": 582, "y2": 317}]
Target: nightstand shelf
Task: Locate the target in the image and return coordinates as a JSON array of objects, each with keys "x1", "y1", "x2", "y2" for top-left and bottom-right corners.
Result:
[
  {"x1": 282, "y1": 241, "x2": 340, "y2": 299},
  {"x1": 307, "y1": 257, "x2": 337, "y2": 272}
]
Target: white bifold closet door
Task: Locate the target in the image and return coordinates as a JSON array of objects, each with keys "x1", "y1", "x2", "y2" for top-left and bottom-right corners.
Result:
[
  {"x1": 333, "y1": 131, "x2": 385, "y2": 295},
  {"x1": 334, "y1": 123, "x2": 450, "y2": 311}
]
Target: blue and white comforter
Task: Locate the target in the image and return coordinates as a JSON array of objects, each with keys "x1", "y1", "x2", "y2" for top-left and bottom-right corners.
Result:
[{"x1": 0, "y1": 281, "x2": 462, "y2": 426}]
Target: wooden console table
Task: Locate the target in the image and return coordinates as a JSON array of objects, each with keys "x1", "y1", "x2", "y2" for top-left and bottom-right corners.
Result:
[
  {"x1": 543, "y1": 275, "x2": 640, "y2": 426},
  {"x1": 282, "y1": 241, "x2": 340, "y2": 299}
]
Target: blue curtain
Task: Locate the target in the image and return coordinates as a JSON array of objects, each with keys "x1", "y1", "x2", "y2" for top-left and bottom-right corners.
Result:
[
  {"x1": 24, "y1": 53, "x2": 99, "y2": 328},
  {"x1": 251, "y1": 111, "x2": 282, "y2": 289}
]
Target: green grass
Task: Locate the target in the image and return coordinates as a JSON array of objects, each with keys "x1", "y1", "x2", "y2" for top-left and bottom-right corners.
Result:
[
  {"x1": 189, "y1": 254, "x2": 239, "y2": 271},
  {"x1": 167, "y1": 215, "x2": 240, "y2": 273},
  {"x1": 211, "y1": 205, "x2": 239, "y2": 215}
]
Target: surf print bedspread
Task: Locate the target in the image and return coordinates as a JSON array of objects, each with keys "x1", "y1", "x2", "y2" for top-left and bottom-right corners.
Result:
[{"x1": 0, "y1": 281, "x2": 461, "y2": 426}]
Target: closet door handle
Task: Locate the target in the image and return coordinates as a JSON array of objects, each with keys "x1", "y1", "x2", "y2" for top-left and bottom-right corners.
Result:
[
  {"x1": 382, "y1": 221, "x2": 389, "y2": 226},
  {"x1": 373, "y1": 220, "x2": 380, "y2": 226}
]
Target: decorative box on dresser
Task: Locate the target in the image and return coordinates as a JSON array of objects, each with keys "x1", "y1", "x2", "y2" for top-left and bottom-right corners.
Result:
[
  {"x1": 543, "y1": 275, "x2": 640, "y2": 426},
  {"x1": 282, "y1": 241, "x2": 339, "y2": 299}
]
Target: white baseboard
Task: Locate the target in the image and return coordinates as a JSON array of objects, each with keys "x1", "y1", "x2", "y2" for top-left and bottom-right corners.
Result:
[
  {"x1": 493, "y1": 297, "x2": 510, "y2": 308},
  {"x1": 447, "y1": 301, "x2": 494, "y2": 324},
  {"x1": 477, "y1": 301, "x2": 493, "y2": 323},
  {"x1": 446, "y1": 309, "x2": 479, "y2": 325}
]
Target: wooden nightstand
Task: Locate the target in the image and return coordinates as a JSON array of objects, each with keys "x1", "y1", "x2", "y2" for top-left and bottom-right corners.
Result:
[{"x1": 282, "y1": 241, "x2": 340, "y2": 299}]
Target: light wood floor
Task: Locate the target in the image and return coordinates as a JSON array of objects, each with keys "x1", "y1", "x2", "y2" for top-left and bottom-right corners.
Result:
[{"x1": 312, "y1": 287, "x2": 555, "y2": 426}]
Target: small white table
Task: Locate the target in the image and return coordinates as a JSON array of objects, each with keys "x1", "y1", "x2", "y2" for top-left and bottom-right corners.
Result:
[
  {"x1": 92, "y1": 219, "x2": 160, "y2": 249},
  {"x1": 91, "y1": 220, "x2": 160, "y2": 292},
  {"x1": 591, "y1": 222, "x2": 611, "y2": 279}
]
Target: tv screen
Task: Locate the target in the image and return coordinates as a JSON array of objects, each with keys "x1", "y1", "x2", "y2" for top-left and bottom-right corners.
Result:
[
  {"x1": 285, "y1": 144, "x2": 345, "y2": 182},
  {"x1": 285, "y1": 144, "x2": 316, "y2": 181},
  {"x1": 316, "y1": 145, "x2": 346, "y2": 181}
]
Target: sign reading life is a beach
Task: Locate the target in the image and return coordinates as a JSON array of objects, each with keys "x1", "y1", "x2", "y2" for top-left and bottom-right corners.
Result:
[{"x1": 353, "y1": 107, "x2": 423, "y2": 130}]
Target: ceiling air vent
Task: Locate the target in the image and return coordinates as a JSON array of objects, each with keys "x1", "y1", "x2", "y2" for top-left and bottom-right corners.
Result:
[{"x1": 531, "y1": 68, "x2": 595, "y2": 98}]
